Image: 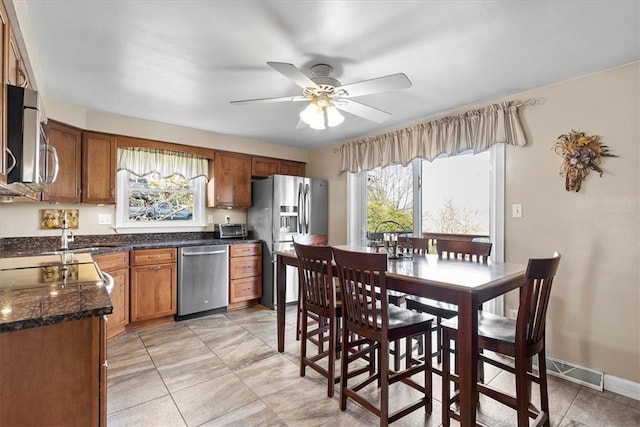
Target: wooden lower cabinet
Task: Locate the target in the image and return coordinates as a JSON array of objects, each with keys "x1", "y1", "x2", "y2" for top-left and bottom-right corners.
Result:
[
  {"x1": 129, "y1": 248, "x2": 177, "y2": 328},
  {"x1": 0, "y1": 316, "x2": 107, "y2": 426},
  {"x1": 94, "y1": 251, "x2": 129, "y2": 339},
  {"x1": 228, "y1": 243, "x2": 262, "y2": 311}
]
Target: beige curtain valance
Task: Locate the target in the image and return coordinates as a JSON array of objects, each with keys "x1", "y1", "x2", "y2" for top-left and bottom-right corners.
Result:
[
  {"x1": 338, "y1": 101, "x2": 526, "y2": 173},
  {"x1": 117, "y1": 147, "x2": 208, "y2": 181}
]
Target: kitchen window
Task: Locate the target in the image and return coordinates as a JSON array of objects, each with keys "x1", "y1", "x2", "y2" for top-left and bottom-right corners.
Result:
[{"x1": 115, "y1": 148, "x2": 207, "y2": 231}]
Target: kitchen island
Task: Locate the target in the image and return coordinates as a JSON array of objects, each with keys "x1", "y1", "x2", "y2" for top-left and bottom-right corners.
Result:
[{"x1": 0, "y1": 253, "x2": 112, "y2": 426}]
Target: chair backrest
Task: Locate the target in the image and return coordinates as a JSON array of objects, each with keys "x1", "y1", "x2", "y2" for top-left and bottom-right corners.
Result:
[
  {"x1": 437, "y1": 239, "x2": 492, "y2": 263},
  {"x1": 293, "y1": 234, "x2": 328, "y2": 245},
  {"x1": 294, "y1": 242, "x2": 336, "y2": 314},
  {"x1": 332, "y1": 247, "x2": 388, "y2": 337},
  {"x1": 409, "y1": 237, "x2": 429, "y2": 254},
  {"x1": 518, "y1": 252, "x2": 561, "y2": 349}
]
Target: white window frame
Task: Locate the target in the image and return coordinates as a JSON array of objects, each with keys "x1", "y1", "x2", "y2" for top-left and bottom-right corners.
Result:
[
  {"x1": 115, "y1": 170, "x2": 207, "y2": 233},
  {"x1": 347, "y1": 144, "x2": 505, "y2": 314}
]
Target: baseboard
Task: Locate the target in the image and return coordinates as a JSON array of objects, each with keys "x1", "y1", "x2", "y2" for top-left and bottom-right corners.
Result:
[{"x1": 604, "y1": 374, "x2": 640, "y2": 401}]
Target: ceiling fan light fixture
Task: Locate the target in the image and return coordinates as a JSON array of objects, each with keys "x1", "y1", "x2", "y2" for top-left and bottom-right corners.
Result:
[
  {"x1": 299, "y1": 101, "x2": 325, "y2": 129},
  {"x1": 326, "y1": 105, "x2": 344, "y2": 127}
]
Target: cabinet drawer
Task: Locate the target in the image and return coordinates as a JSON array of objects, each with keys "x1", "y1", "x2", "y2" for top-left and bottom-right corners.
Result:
[
  {"x1": 93, "y1": 251, "x2": 129, "y2": 271},
  {"x1": 229, "y1": 243, "x2": 262, "y2": 258},
  {"x1": 130, "y1": 248, "x2": 176, "y2": 266},
  {"x1": 229, "y1": 255, "x2": 261, "y2": 279},
  {"x1": 230, "y1": 276, "x2": 262, "y2": 303}
]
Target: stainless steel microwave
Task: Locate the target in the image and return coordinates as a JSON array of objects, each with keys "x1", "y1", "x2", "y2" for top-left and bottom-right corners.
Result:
[{"x1": 5, "y1": 84, "x2": 58, "y2": 194}]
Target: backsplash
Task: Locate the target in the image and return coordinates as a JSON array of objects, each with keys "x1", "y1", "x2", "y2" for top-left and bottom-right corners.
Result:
[{"x1": 1, "y1": 231, "x2": 221, "y2": 253}]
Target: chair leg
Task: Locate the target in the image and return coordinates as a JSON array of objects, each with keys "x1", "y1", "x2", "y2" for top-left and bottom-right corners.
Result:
[
  {"x1": 299, "y1": 309, "x2": 308, "y2": 377},
  {"x1": 296, "y1": 283, "x2": 302, "y2": 340},
  {"x1": 514, "y1": 351, "x2": 530, "y2": 426},
  {"x1": 340, "y1": 324, "x2": 349, "y2": 411},
  {"x1": 436, "y1": 316, "x2": 442, "y2": 364},
  {"x1": 538, "y1": 349, "x2": 551, "y2": 427},
  {"x1": 441, "y1": 328, "x2": 451, "y2": 427},
  {"x1": 380, "y1": 340, "x2": 390, "y2": 427},
  {"x1": 327, "y1": 315, "x2": 337, "y2": 397}
]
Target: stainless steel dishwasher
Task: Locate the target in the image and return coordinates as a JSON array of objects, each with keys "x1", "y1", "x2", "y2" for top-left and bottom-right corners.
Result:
[{"x1": 177, "y1": 245, "x2": 229, "y2": 319}]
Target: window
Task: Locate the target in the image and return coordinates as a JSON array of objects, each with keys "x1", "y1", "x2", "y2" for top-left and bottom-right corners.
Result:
[
  {"x1": 115, "y1": 148, "x2": 207, "y2": 231},
  {"x1": 421, "y1": 151, "x2": 490, "y2": 237},
  {"x1": 367, "y1": 164, "x2": 414, "y2": 233},
  {"x1": 348, "y1": 145, "x2": 505, "y2": 313}
]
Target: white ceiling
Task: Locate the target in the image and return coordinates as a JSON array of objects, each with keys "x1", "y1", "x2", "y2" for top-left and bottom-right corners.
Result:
[{"x1": 17, "y1": 1, "x2": 640, "y2": 149}]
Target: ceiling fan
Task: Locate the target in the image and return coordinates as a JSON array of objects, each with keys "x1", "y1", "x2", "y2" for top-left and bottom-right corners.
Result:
[{"x1": 231, "y1": 62, "x2": 412, "y2": 130}]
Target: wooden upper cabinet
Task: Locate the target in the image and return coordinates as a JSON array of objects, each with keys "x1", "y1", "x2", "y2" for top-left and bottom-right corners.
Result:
[
  {"x1": 43, "y1": 121, "x2": 82, "y2": 203},
  {"x1": 208, "y1": 151, "x2": 251, "y2": 208},
  {"x1": 82, "y1": 132, "x2": 116, "y2": 204},
  {"x1": 251, "y1": 155, "x2": 305, "y2": 178},
  {"x1": 8, "y1": 29, "x2": 29, "y2": 88},
  {"x1": 279, "y1": 159, "x2": 305, "y2": 177},
  {"x1": 251, "y1": 156, "x2": 280, "y2": 178}
]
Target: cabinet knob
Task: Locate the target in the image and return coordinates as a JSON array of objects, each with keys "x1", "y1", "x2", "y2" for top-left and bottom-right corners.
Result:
[{"x1": 149, "y1": 266, "x2": 162, "y2": 271}]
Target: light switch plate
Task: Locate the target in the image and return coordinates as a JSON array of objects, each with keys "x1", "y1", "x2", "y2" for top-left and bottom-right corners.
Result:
[
  {"x1": 512, "y1": 203, "x2": 522, "y2": 218},
  {"x1": 98, "y1": 214, "x2": 112, "y2": 225}
]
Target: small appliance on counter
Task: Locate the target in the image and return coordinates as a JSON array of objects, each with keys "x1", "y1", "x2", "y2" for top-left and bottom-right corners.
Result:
[{"x1": 218, "y1": 223, "x2": 248, "y2": 239}]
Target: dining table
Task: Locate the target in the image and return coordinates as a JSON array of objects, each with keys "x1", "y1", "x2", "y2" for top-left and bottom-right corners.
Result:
[{"x1": 274, "y1": 244, "x2": 526, "y2": 426}]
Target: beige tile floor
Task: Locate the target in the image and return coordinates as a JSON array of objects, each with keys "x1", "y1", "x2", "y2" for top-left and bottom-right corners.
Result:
[{"x1": 107, "y1": 305, "x2": 640, "y2": 426}]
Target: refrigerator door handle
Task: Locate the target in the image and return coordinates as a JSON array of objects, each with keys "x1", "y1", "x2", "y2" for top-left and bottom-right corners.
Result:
[
  {"x1": 304, "y1": 183, "x2": 310, "y2": 234},
  {"x1": 297, "y1": 182, "x2": 304, "y2": 234}
]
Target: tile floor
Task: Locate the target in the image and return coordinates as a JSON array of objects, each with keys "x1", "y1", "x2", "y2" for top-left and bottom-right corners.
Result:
[{"x1": 107, "y1": 305, "x2": 640, "y2": 426}]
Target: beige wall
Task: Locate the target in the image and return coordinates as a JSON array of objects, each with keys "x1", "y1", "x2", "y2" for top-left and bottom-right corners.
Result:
[{"x1": 306, "y1": 62, "x2": 639, "y2": 385}]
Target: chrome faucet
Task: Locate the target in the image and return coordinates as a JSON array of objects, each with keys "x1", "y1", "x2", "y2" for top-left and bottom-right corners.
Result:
[{"x1": 60, "y1": 209, "x2": 74, "y2": 250}]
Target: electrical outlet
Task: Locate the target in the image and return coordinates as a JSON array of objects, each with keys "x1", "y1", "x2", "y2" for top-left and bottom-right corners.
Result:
[
  {"x1": 225, "y1": 215, "x2": 231, "y2": 224},
  {"x1": 512, "y1": 203, "x2": 522, "y2": 218},
  {"x1": 509, "y1": 309, "x2": 518, "y2": 320},
  {"x1": 207, "y1": 215, "x2": 214, "y2": 224},
  {"x1": 97, "y1": 214, "x2": 111, "y2": 225}
]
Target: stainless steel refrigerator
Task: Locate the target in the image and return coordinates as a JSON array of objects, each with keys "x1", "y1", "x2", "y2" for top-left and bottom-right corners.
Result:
[{"x1": 248, "y1": 174, "x2": 328, "y2": 309}]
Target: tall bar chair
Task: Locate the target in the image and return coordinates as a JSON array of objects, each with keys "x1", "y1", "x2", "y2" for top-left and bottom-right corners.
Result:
[
  {"x1": 405, "y1": 239, "x2": 492, "y2": 365},
  {"x1": 333, "y1": 247, "x2": 434, "y2": 426},
  {"x1": 441, "y1": 252, "x2": 561, "y2": 426},
  {"x1": 294, "y1": 234, "x2": 328, "y2": 341},
  {"x1": 294, "y1": 242, "x2": 340, "y2": 396}
]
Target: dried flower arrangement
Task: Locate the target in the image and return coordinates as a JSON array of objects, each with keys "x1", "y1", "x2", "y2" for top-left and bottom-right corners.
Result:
[{"x1": 553, "y1": 130, "x2": 616, "y2": 192}]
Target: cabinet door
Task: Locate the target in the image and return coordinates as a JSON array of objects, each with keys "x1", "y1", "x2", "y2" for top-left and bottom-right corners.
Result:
[
  {"x1": 7, "y1": 30, "x2": 19, "y2": 87},
  {"x1": 105, "y1": 267, "x2": 129, "y2": 338},
  {"x1": 130, "y1": 263, "x2": 177, "y2": 322},
  {"x1": 0, "y1": 6, "x2": 7, "y2": 183},
  {"x1": 208, "y1": 151, "x2": 251, "y2": 208},
  {"x1": 279, "y1": 160, "x2": 306, "y2": 177},
  {"x1": 82, "y1": 132, "x2": 116, "y2": 204},
  {"x1": 43, "y1": 121, "x2": 82, "y2": 203},
  {"x1": 251, "y1": 156, "x2": 280, "y2": 178}
]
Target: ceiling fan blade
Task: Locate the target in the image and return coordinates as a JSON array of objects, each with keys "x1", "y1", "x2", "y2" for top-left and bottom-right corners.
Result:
[
  {"x1": 267, "y1": 62, "x2": 318, "y2": 89},
  {"x1": 337, "y1": 73, "x2": 412, "y2": 98},
  {"x1": 335, "y1": 99, "x2": 391, "y2": 123},
  {"x1": 231, "y1": 95, "x2": 307, "y2": 105}
]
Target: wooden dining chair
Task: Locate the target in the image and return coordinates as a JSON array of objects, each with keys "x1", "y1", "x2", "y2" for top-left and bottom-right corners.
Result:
[
  {"x1": 440, "y1": 252, "x2": 561, "y2": 427},
  {"x1": 293, "y1": 234, "x2": 329, "y2": 341},
  {"x1": 332, "y1": 247, "x2": 434, "y2": 426},
  {"x1": 405, "y1": 239, "x2": 493, "y2": 364},
  {"x1": 294, "y1": 242, "x2": 340, "y2": 397}
]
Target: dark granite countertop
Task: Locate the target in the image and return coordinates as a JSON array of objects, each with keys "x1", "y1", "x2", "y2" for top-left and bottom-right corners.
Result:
[
  {"x1": 0, "y1": 233, "x2": 262, "y2": 333},
  {"x1": 0, "y1": 254, "x2": 113, "y2": 333},
  {"x1": 0, "y1": 232, "x2": 261, "y2": 258}
]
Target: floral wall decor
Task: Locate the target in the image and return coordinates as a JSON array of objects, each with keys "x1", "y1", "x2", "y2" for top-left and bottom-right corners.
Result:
[{"x1": 553, "y1": 130, "x2": 617, "y2": 192}]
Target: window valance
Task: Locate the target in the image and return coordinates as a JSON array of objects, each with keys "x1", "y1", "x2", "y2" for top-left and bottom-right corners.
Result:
[
  {"x1": 117, "y1": 147, "x2": 208, "y2": 181},
  {"x1": 338, "y1": 101, "x2": 526, "y2": 173}
]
